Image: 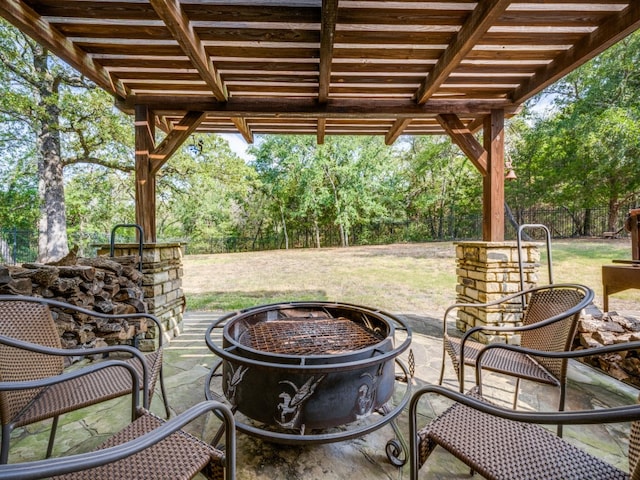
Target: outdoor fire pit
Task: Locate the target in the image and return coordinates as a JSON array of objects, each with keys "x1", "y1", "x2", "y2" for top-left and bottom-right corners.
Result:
[{"x1": 205, "y1": 301, "x2": 412, "y2": 464}]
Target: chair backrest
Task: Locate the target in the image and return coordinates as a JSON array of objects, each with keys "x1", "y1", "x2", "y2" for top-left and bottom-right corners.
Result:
[
  {"x1": 0, "y1": 300, "x2": 64, "y2": 425},
  {"x1": 521, "y1": 286, "x2": 585, "y2": 378}
]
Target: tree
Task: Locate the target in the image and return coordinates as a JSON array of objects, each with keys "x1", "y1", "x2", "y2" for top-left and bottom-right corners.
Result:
[
  {"x1": 250, "y1": 135, "x2": 399, "y2": 248},
  {"x1": 155, "y1": 134, "x2": 258, "y2": 251},
  {"x1": 0, "y1": 20, "x2": 134, "y2": 261},
  {"x1": 398, "y1": 136, "x2": 481, "y2": 239},
  {"x1": 519, "y1": 30, "x2": 640, "y2": 232}
]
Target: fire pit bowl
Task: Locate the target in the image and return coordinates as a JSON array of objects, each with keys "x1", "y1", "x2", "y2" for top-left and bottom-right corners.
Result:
[{"x1": 205, "y1": 301, "x2": 412, "y2": 449}]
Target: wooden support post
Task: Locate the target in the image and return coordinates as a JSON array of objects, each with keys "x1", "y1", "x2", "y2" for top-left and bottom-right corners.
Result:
[
  {"x1": 482, "y1": 109, "x2": 505, "y2": 241},
  {"x1": 135, "y1": 105, "x2": 157, "y2": 243}
]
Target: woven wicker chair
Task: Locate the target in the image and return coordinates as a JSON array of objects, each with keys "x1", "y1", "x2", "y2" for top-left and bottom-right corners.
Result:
[
  {"x1": 0, "y1": 362, "x2": 235, "y2": 480},
  {"x1": 411, "y1": 341, "x2": 640, "y2": 480},
  {"x1": 0, "y1": 294, "x2": 170, "y2": 463},
  {"x1": 438, "y1": 283, "x2": 594, "y2": 426}
]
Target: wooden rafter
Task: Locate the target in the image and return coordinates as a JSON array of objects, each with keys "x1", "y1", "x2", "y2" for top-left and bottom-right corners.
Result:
[
  {"x1": 2, "y1": 0, "x2": 638, "y2": 139},
  {"x1": 149, "y1": 0, "x2": 227, "y2": 101},
  {"x1": 437, "y1": 114, "x2": 487, "y2": 175},
  {"x1": 319, "y1": 0, "x2": 339, "y2": 103},
  {"x1": 149, "y1": 111, "x2": 207, "y2": 175},
  {"x1": 415, "y1": 0, "x2": 511, "y2": 104},
  {"x1": 385, "y1": 119, "x2": 412, "y2": 146},
  {"x1": 317, "y1": 118, "x2": 326, "y2": 144},
  {"x1": 231, "y1": 117, "x2": 254, "y2": 144},
  {"x1": 0, "y1": 0, "x2": 127, "y2": 98},
  {"x1": 511, "y1": 2, "x2": 640, "y2": 104}
]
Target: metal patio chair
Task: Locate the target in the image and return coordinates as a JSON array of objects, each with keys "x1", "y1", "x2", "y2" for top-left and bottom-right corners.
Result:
[
  {"x1": 438, "y1": 284, "x2": 594, "y2": 432},
  {"x1": 411, "y1": 341, "x2": 640, "y2": 480},
  {"x1": 0, "y1": 362, "x2": 235, "y2": 480},
  {"x1": 0, "y1": 294, "x2": 170, "y2": 463}
]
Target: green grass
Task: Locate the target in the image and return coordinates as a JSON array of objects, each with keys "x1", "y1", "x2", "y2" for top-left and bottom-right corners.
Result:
[{"x1": 182, "y1": 239, "x2": 640, "y2": 314}]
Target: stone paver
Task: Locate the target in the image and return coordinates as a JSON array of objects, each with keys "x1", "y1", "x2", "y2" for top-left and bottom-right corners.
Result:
[{"x1": 6, "y1": 309, "x2": 639, "y2": 479}]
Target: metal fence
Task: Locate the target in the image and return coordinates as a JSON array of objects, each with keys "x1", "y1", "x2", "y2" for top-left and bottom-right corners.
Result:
[
  {"x1": 2, "y1": 206, "x2": 627, "y2": 262},
  {"x1": 0, "y1": 228, "x2": 38, "y2": 265},
  {"x1": 186, "y1": 206, "x2": 624, "y2": 254}
]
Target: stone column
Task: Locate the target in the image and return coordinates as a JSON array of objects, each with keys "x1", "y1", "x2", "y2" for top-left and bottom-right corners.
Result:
[
  {"x1": 97, "y1": 242, "x2": 186, "y2": 344},
  {"x1": 455, "y1": 241, "x2": 540, "y2": 343}
]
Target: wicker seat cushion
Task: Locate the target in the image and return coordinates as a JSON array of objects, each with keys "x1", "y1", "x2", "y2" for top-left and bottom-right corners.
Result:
[
  {"x1": 418, "y1": 389, "x2": 629, "y2": 480},
  {"x1": 12, "y1": 351, "x2": 162, "y2": 428},
  {"x1": 53, "y1": 410, "x2": 225, "y2": 480},
  {"x1": 445, "y1": 336, "x2": 559, "y2": 385}
]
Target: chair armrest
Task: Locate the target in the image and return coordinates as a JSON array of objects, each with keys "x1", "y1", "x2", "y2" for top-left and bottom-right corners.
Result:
[
  {"x1": 0, "y1": 294, "x2": 164, "y2": 348},
  {"x1": 441, "y1": 283, "x2": 566, "y2": 337},
  {"x1": 0, "y1": 359, "x2": 141, "y2": 423},
  {"x1": 0, "y1": 334, "x2": 151, "y2": 409},
  {"x1": 474, "y1": 340, "x2": 640, "y2": 390},
  {"x1": 441, "y1": 289, "x2": 528, "y2": 337},
  {"x1": 0, "y1": 400, "x2": 236, "y2": 480},
  {"x1": 409, "y1": 383, "x2": 640, "y2": 479}
]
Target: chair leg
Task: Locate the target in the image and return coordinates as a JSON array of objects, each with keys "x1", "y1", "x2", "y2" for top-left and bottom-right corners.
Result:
[
  {"x1": 557, "y1": 382, "x2": 567, "y2": 437},
  {"x1": 438, "y1": 349, "x2": 446, "y2": 385},
  {"x1": 1, "y1": 424, "x2": 12, "y2": 464},
  {"x1": 512, "y1": 378, "x2": 521, "y2": 409},
  {"x1": 159, "y1": 367, "x2": 171, "y2": 418},
  {"x1": 46, "y1": 416, "x2": 59, "y2": 458}
]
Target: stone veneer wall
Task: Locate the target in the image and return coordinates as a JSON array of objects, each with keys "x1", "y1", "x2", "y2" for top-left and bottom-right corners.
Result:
[
  {"x1": 97, "y1": 242, "x2": 186, "y2": 345},
  {"x1": 455, "y1": 241, "x2": 540, "y2": 344}
]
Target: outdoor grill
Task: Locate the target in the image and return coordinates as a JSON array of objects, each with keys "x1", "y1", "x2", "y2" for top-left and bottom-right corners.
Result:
[{"x1": 205, "y1": 301, "x2": 412, "y2": 464}]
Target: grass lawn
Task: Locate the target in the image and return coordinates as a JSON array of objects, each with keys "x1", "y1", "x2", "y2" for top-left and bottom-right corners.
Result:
[{"x1": 182, "y1": 238, "x2": 640, "y2": 316}]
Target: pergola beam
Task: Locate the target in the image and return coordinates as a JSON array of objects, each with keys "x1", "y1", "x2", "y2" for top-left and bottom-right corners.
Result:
[
  {"x1": 482, "y1": 109, "x2": 505, "y2": 242},
  {"x1": 415, "y1": 0, "x2": 511, "y2": 104},
  {"x1": 385, "y1": 119, "x2": 411, "y2": 146},
  {"x1": 437, "y1": 114, "x2": 487, "y2": 175},
  {"x1": 149, "y1": 0, "x2": 227, "y2": 101},
  {"x1": 317, "y1": 118, "x2": 326, "y2": 144},
  {"x1": 0, "y1": 0, "x2": 127, "y2": 98},
  {"x1": 149, "y1": 111, "x2": 207, "y2": 176},
  {"x1": 231, "y1": 117, "x2": 254, "y2": 144},
  {"x1": 135, "y1": 105, "x2": 157, "y2": 243},
  {"x1": 120, "y1": 97, "x2": 519, "y2": 118},
  {"x1": 318, "y1": 0, "x2": 339, "y2": 103}
]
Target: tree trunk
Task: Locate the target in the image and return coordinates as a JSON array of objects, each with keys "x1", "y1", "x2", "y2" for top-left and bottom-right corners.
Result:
[
  {"x1": 314, "y1": 218, "x2": 321, "y2": 248},
  {"x1": 280, "y1": 204, "x2": 289, "y2": 249},
  {"x1": 583, "y1": 208, "x2": 593, "y2": 236},
  {"x1": 34, "y1": 46, "x2": 69, "y2": 263},
  {"x1": 339, "y1": 223, "x2": 348, "y2": 247},
  {"x1": 608, "y1": 198, "x2": 621, "y2": 232}
]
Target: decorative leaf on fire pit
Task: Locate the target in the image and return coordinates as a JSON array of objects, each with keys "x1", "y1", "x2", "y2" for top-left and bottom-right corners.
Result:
[
  {"x1": 276, "y1": 375, "x2": 325, "y2": 430},
  {"x1": 224, "y1": 363, "x2": 249, "y2": 405},
  {"x1": 355, "y1": 364, "x2": 384, "y2": 417}
]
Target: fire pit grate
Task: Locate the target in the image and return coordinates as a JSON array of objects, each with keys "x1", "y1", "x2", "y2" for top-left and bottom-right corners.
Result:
[{"x1": 238, "y1": 317, "x2": 384, "y2": 355}]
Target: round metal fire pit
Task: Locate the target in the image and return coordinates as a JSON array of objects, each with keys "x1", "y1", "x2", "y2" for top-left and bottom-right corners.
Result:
[{"x1": 205, "y1": 301, "x2": 412, "y2": 452}]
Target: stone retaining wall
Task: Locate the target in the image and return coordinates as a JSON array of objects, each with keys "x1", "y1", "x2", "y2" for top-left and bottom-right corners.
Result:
[
  {"x1": 97, "y1": 243, "x2": 186, "y2": 345},
  {"x1": 454, "y1": 241, "x2": 540, "y2": 343}
]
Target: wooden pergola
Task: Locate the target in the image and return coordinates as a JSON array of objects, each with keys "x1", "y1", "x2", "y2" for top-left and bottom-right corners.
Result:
[{"x1": 1, "y1": 1, "x2": 639, "y2": 243}]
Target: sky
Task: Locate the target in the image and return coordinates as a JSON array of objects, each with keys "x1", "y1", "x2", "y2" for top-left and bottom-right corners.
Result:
[{"x1": 221, "y1": 134, "x2": 253, "y2": 161}]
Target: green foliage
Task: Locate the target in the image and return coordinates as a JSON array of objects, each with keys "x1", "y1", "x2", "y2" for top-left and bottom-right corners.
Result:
[
  {"x1": 249, "y1": 135, "x2": 401, "y2": 246},
  {"x1": 155, "y1": 134, "x2": 258, "y2": 248},
  {"x1": 509, "y1": 31, "x2": 640, "y2": 231}
]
